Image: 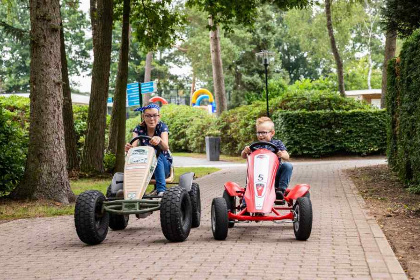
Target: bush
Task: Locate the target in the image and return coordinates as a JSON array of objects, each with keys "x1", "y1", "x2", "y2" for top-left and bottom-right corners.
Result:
[
  {"x1": 125, "y1": 104, "x2": 218, "y2": 153},
  {"x1": 0, "y1": 106, "x2": 28, "y2": 196},
  {"x1": 273, "y1": 110, "x2": 387, "y2": 157}
]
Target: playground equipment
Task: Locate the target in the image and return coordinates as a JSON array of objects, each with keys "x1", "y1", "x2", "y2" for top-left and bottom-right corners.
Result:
[
  {"x1": 149, "y1": 96, "x2": 168, "y2": 105},
  {"x1": 191, "y1": 89, "x2": 216, "y2": 113}
]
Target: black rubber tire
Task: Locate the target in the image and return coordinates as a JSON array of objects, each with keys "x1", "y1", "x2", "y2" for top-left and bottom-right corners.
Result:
[
  {"x1": 74, "y1": 190, "x2": 109, "y2": 245},
  {"x1": 211, "y1": 197, "x2": 229, "y2": 240},
  {"x1": 109, "y1": 213, "x2": 129, "y2": 230},
  {"x1": 293, "y1": 197, "x2": 313, "y2": 241},
  {"x1": 189, "y1": 183, "x2": 201, "y2": 228},
  {"x1": 106, "y1": 184, "x2": 112, "y2": 198},
  {"x1": 222, "y1": 190, "x2": 235, "y2": 228},
  {"x1": 160, "y1": 186, "x2": 192, "y2": 242}
]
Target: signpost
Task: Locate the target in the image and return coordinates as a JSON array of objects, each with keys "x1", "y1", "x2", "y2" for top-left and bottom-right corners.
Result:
[{"x1": 126, "y1": 81, "x2": 157, "y2": 107}]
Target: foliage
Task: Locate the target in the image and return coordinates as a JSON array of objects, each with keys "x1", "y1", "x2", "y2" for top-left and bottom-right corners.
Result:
[
  {"x1": 383, "y1": 0, "x2": 420, "y2": 38},
  {"x1": 0, "y1": 105, "x2": 28, "y2": 196},
  {"x1": 216, "y1": 89, "x2": 376, "y2": 155},
  {"x1": 103, "y1": 152, "x2": 116, "y2": 173},
  {"x1": 386, "y1": 30, "x2": 420, "y2": 189},
  {"x1": 273, "y1": 110, "x2": 387, "y2": 156}
]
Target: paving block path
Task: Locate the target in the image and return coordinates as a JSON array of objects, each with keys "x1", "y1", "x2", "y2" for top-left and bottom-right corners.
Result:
[{"x1": 0, "y1": 158, "x2": 407, "y2": 280}]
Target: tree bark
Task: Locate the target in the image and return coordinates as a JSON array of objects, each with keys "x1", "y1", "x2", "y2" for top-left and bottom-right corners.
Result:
[
  {"x1": 325, "y1": 0, "x2": 345, "y2": 97},
  {"x1": 381, "y1": 29, "x2": 397, "y2": 108},
  {"x1": 209, "y1": 16, "x2": 227, "y2": 115},
  {"x1": 190, "y1": 72, "x2": 196, "y2": 105},
  {"x1": 12, "y1": 0, "x2": 74, "y2": 203},
  {"x1": 60, "y1": 19, "x2": 80, "y2": 176},
  {"x1": 81, "y1": 0, "x2": 113, "y2": 174},
  {"x1": 142, "y1": 51, "x2": 153, "y2": 105},
  {"x1": 108, "y1": 0, "x2": 130, "y2": 172}
]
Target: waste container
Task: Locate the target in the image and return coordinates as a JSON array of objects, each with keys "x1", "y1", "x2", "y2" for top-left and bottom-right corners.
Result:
[{"x1": 205, "y1": 136, "x2": 220, "y2": 161}]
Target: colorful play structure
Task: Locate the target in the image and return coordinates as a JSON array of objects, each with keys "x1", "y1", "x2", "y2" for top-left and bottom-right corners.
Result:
[
  {"x1": 191, "y1": 89, "x2": 216, "y2": 113},
  {"x1": 149, "y1": 96, "x2": 169, "y2": 105}
]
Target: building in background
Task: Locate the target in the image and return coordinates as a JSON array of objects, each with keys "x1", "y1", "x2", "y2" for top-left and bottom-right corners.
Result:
[{"x1": 345, "y1": 89, "x2": 382, "y2": 108}]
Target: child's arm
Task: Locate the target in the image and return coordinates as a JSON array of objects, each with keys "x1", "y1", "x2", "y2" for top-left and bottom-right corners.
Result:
[
  {"x1": 241, "y1": 146, "x2": 251, "y2": 159},
  {"x1": 276, "y1": 150, "x2": 290, "y2": 161}
]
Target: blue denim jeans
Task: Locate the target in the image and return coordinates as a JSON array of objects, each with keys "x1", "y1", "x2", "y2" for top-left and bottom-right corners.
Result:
[
  {"x1": 275, "y1": 161, "x2": 293, "y2": 192},
  {"x1": 154, "y1": 153, "x2": 171, "y2": 193}
]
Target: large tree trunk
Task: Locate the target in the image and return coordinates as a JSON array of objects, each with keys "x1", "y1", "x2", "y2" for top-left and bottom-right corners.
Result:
[
  {"x1": 108, "y1": 0, "x2": 130, "y2": 172},
  {"x1": 190, "y1": 72, "x2": 196, "y2": 105},
  {"x1": 209, "y1": 16, "x2": 227, "y2": 115},
  {"x1": 325, "y1": 0, "x2": 345, "y2": 97},
  {"x1": 142, "y1": 51, "x2": 153, "y2": 105},
  {"x1": 60, "y1": 19, "x2": 79, "y2": 176},
  {"x1": 381, "y1": 29, "x2": 397, "y2": 108},
  {"x1": 81, "y1": 0, "x2": 113, "y2": 174},
  {"x1": 12, "y1": 0, "x2": 74, "y2": 203}
]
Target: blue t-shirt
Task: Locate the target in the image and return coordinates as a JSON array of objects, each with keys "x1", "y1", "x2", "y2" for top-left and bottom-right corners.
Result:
[
  {"x1": 253, "y1": 139, "x2": 286, "y2": 160},
  {"x1": 133, "y1": 121, "x2": 173, "y2": 164}
]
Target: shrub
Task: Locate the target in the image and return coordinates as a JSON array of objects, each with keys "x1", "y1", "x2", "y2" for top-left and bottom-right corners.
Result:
[
  {"x1": 0, "y1": 106, "x2": 28, "y2": 196},
  {"x1": 273, "y1": 110, "x2": 387, "y2": 157}
]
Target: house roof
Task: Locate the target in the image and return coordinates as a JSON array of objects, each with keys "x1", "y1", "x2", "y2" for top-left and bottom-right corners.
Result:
[{"x1": 345, "y1": 89, "x2": 382, "y2": 96}]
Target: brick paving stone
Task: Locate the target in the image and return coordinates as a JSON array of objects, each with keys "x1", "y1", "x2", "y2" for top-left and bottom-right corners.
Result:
[{"x1": 0, "y1": 158, "x2": 408, "y2": 279}]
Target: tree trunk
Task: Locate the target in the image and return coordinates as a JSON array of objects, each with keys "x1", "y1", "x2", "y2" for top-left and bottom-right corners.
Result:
[
  {"x1": 12, "y1": 0, "x2": 74, "y2": 203},
  {"x1": 381, "y1": 29, "x2": 397, "y2": 108},
  {"x1": 60, "y1": 19, "x2": 80, "y2": 176},
  {"x1": 190, "y1": 72, "x2": 196, "y2": 105},
  {"x1": 142, "y1": 51, "x2": 153, "y2": 105},
  {"x1": 325, "y1": 0, "x2": 345, "y2": 97},
  {"x1": 108, "y1": 0, "x2": 130, "y2": 172},
  {"x1": 81, "y1": 0, "x2": 113, "y2": 174},
  {"x1": 209, "y1": 16, "x2": 227, "y2": 115}
]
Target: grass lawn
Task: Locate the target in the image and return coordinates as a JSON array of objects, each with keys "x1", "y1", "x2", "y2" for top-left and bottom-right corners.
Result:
[{"x1": 0, "y1": 167, "x2": 219, "y2": 222}]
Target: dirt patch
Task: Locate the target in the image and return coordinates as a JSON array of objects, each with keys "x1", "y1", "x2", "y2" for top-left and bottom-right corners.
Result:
[{"x1": 346, "y1": 165, "x2": 420, "y2": 280}]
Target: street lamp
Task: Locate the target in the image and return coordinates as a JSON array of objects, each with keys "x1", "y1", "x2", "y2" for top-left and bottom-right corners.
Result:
[{"x1": 256, "y1": 50, "x2": 275, "y2": 117}]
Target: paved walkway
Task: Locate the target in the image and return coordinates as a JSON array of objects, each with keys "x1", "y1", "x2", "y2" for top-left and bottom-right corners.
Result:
[{"x1": 0, "y1": 157, "x2": 408, "y2": 280}]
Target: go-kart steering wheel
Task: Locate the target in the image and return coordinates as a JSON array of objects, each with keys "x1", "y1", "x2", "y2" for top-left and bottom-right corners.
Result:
[
  {"x1": 129, "y1": 135, "x2": 162, "y2": 158},
  {"x1": 249, "y1": 141, "x2": 279, "y2": 154}
]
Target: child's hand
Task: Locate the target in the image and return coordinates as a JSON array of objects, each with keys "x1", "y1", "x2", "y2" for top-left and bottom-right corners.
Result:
[
  {"x1": 150, "y1": 136, "x2": 162, "y2": 146},
  {"x1": 125, "y1": 143, "x2": 132, "y2": 152},
  {"x1": 276, "y1": 150, "x2": 284, "y2": 159},
  {"x1": 243, "y1": 146, "x2": 251, "y2": 155}
]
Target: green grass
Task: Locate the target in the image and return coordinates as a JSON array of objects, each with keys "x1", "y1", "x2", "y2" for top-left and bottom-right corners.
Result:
[{"x1": 0, "y1": 167, "x2": 220, "y2": 222}]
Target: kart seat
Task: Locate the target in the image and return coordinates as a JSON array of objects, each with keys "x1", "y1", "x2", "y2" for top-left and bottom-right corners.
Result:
[{"x1": 150, "y1": 166, "x2": 174, "y2": 184}]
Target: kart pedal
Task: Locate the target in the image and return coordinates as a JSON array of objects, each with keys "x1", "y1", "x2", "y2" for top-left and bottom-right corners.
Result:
[{"x1": 275, "y1": 200, "x2": 286, "y2": 205}]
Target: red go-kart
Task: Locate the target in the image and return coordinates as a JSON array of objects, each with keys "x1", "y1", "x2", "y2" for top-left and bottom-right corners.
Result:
[{"x1": 211, "y1": 141, "x2": 313, "y2": 240}]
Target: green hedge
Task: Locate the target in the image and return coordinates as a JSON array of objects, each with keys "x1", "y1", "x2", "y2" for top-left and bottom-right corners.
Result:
[
  {"x1": 386, "y1": 30, "x2": 420, "y2": 193},
  {"x1": 273, "y1": 110, "x2": 387, "y2": 156},
  {"x1": 126, "y1": 104, "x2": 217, "y2": 153},
  {"x1": 216, "y1": 91, "x2": 375, "y2": 155}
]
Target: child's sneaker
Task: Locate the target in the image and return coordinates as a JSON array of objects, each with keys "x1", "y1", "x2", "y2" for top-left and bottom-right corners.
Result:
[{"x1": 275, "y1": 189, "x2": 284, "y2": 200}]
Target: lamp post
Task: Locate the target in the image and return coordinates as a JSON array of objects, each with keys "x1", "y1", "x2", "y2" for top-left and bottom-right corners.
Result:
[{"x1": 256, "y1": 50, "x2": 274, "y2": 117}]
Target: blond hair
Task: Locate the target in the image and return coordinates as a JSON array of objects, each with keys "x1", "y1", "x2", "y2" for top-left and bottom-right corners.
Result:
[{"x1": 256, "y1": 117, "x2": 274, "y2": 130}]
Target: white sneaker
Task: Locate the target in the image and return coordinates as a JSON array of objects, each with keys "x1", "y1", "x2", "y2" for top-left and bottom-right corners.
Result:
[{"x1": 157, "y1": 192, "x2": 164, "y2": 197}]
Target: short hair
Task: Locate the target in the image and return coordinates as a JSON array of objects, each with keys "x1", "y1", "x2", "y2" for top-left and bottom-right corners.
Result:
[{"x1": 256, "y1": 117, "x2": 274, "y2": 130}]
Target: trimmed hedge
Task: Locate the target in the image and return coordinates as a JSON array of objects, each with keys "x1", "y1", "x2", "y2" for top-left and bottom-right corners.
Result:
[
  {"x1": 386, "y1": 30, "x2": 420, "y2": 193},
  {"x1": 273, "y1": 110, "x2": 387, "y2": 157}
]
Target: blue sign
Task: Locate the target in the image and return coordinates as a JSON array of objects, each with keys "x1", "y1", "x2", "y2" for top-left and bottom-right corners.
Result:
[
  {"x1": 126, "y1": 82, "x2": 140, "y2": 107},
  {"x1": 107, "y1": 97, "x2": 113, "y2": 103},
  {"x1": 140, "y1": 81, "x2": 157, "y2": 94}
]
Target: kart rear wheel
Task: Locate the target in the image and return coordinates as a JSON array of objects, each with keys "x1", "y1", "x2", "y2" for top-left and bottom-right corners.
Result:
[
  {"x1": 160, "y1": 186, "x2": 192, "y2": 242},
  {"x1": 222, "y1": 190, "x2": 235, "y2": 228},
  {"x1": 189, "y1": 183, "x2": 201, "y2": 228},
  {"x1": 293, "y1": 197, "x2": 312, "y2": 241},
  {"x1": 211, "y1": 197, "x2": 229, "y2": 240},
  {"x1": 109, "y1": 214, "x2": 129, "y2": 230},
  {"x1": 74, "y1": 190, "x2": 109, "y2": 245}
]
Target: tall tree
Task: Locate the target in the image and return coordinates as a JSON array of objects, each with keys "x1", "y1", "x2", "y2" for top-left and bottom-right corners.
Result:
[
  {"x1": 142, "y1": 51, "x2": 153, "y2": 105},
  {"x1": 325, "y1": 0, "x2": 345, "y2": 96},
  {"x1": 60, "y1": 18, "x2": 79, "y2": 175},
  {"x1": 108, "y1": 0, "x2": 130, "y2": 172},
  {"x1": 12, "y1": 0, "x2": 74, "y2": 203},
  {"x1": 81, "y1": 0, "x2": 113, "y2": 174},
  {"x1": 208, "y1": 16, "x2": 227, "y2": 115},
  {"x1": 380, "y1": 29, "x2": 396, "y2": 108}
]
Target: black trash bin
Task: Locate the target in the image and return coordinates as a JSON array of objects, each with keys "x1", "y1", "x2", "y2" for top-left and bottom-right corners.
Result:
[{"x1": 205, "y1": 136, "x2": 220, "y2": 161}]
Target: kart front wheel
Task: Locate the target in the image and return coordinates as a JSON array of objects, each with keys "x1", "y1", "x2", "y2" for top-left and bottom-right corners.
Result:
[
  {"x1": 189, "y1": 183, "x2": 201, "y2": 228},
  {"x1": 160, "y1": 186, "x2": 192, "y2": 242},
  {"x1": 222, "y1": 190, "x2": 235, "y2": 228},
  {"x1": 74, "y1": 190, "x2": 109, "y2": 245},
  {"x1": 293, "y1": 197, "x2": 313, "y2": 241},
  {"x1": 211, "y1": 197, "x2": 229, "y2": 240}
]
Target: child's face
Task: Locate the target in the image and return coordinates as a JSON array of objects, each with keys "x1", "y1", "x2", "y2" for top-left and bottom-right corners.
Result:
[
  {"x1": 256, "y1": 122, "x2": 274, "y2": 141},
  {"x1": 142, "y1": 108, "x2": 160, "y2": 128}
]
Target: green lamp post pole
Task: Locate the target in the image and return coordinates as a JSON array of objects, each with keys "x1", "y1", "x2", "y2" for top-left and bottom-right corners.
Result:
[{"x1": 256, "y1": 50, "x2": 274, "y2": 118}]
